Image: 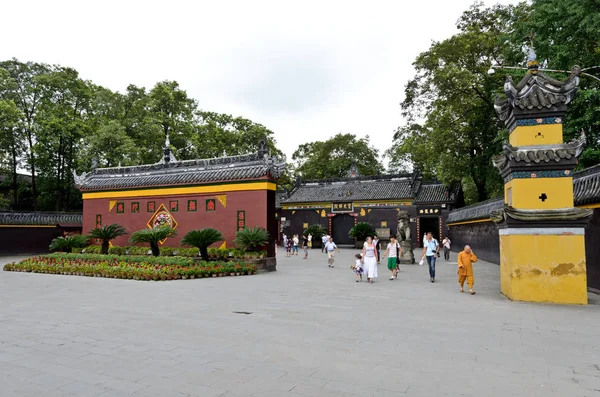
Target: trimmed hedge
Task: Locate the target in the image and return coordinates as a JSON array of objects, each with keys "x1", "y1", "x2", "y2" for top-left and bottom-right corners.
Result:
[{"x1": 3, "y1": 254, "x2": 258, "y2": 281}]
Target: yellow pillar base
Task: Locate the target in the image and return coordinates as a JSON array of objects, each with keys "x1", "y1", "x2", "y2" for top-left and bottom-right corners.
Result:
[{"x1": 499, "y1": 228, "x2": 587, "y2": 305}]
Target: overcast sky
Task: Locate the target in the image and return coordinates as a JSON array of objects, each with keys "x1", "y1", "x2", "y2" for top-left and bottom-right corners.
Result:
[{"x1": 1, "y1": 0, "x2": 520, "y2": 164}]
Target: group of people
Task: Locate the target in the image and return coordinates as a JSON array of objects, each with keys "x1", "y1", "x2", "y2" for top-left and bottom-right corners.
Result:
[{"x1": 281, "y1": 230, "x2": 478, "y2": 294}]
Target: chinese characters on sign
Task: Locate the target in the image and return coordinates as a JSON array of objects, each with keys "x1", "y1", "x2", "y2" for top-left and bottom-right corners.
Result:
[
  {"x1": 237, "y1": 211, "x2": 246, "y2": 231},
  {"x1": 169, "y1": 201, "x2": 179, "y2": 212},
  {"x1": 116, "y1": 202, "x2": 124, "y2": 214},
  {"x1": 206, "y1": 199, "x2": 215, "y2": 212},
  {"x1": 95, "y1": 214, "x2": 102, "y2": 228},
  {"x1": 131, "y1": 202, "x2": 140, "y2": 213},
  {"x1": 331, "y1": 202, "x2": 354, "y2": 213},
  {"x1": 188, "y1": 200, "x2": 197, "y2": 212},
  {"x1": 147, "y1": 201, "x2": 155, "y2": 213},
  {"x1": 417, "y1": 207, "x2": 442, "y2": 215}
]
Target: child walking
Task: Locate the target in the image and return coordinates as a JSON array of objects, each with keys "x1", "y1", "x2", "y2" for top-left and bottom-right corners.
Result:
[
  {"x1": 353, "y1": 253, "x2": 363, "y2": 282},
  {"x1": 285, "y1": 237, "x2": 292, "y2": 257}
]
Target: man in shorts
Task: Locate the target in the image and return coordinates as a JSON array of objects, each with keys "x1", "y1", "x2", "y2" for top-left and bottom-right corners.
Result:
[{"x1": 383, "y1": 234, "x2": 402, "y2": 280}]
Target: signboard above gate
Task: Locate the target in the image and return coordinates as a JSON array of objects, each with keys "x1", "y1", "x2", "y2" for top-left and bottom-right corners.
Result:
[
  {"x1": 332, "y1": 202, "x2": 354, "y2": 213},
  {"x1": 417, "y1": 206, "x2": 442, "y2": 216}
]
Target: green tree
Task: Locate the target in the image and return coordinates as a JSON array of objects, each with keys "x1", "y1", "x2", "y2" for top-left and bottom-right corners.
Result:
[
  {"x1": 88, "y1": 223, "x2": 128, "y2": 255},
  {"x1": 35, "y1": 66, "x2": 92, "y2": 211},
  {"x1": 148, "y1": 81, "x2": 197, "y2": 159},
  {"x1": 292, "y1": 133, "x2": 383, "y2": 180},
  {"x1": 390, "y1": 3, "x2": 529, "y2": 202},
  {"x1": 85, "y1": 120, "x2": 140, "y2": 168},
  {"x1": 49, "y1": 234, "x2": 89, "y2": 252},
  {"x1": 513, "y1": 0, "x2": 600, "y2": 168},
  {"x1": 181, "y1": 228, "x2": 224, "y2": 260},
  {"x1": 0, "y1": 59, "x2": 52, "y2": 209},
  {"x1": 129, "y1": 226, "x2": 177, "y2": 257},
  {"x1": 0, "y1": 98, "x2": 24, "y2": 207},
  {"x1": 194, "y1": 111, "x2": 283, "y2": 158}
]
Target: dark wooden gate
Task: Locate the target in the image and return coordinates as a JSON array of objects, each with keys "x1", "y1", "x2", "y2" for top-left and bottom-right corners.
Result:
[{"x1": 332, "y1": 214, "x2": 354, "y2": 245}]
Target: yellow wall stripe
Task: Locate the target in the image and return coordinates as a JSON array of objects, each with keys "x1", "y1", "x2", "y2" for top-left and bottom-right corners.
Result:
[
  {"x1": 82, "y1": 182, "x2": 276, "y2": 200},
  {"x1": 446, "y1": 218, "x2": 492, "y2": 227}
]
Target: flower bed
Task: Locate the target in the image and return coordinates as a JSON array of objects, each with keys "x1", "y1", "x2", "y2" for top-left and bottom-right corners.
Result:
[
  {"x1": 72, "y1": 246, "x2": 267, "y2": 260},
  {"x1": 3, "y1": 254, "x2": 258, "y2": 281}
]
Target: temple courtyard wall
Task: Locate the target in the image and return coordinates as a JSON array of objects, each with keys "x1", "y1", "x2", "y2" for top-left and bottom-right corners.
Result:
[{"x1": 447, "y1": 200, "x2": 600, "y2": 292}]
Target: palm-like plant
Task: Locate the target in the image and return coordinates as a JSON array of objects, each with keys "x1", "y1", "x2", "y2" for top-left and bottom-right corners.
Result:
[
  {"x1": 181, "y1": 227, "x2": 223, "y2": 260},
  {"x1": 349, "y1": 222, "x2": 375, "y2": 241},
  {"x1": 129, "y1": 226, "x2": 177, "y2": 257},
  {"x1": 87, "y1": 224, "x2": 127, "y2": 254},
  {"x1": 49, "y1": 234, "x2": 89, "y2": 252},
  {"x1": 234, "y1": 226, "x2": 269, "y2": 252},
  {"x1": 181, "y1": 228, "x2": 224, "y2": 260}
]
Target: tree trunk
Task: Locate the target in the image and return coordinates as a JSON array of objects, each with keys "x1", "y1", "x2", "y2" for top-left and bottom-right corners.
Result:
[
  {"x1": 475, "y1": 179, "x2": 487, "y2": 202},
  {"x1": 150, "y1": 243, "x2": 160, "y2": 257},
  {"x1": 200, "y1": 246, "x2": 209, "y2": 261},
  {"x1": 101, "y1": 241, "x2": 110, "y2": 255},
  {"x1": 11, "y1": 147, "x2": 18, "y2": 208},
  {"x1": 26, "y1": 128, "x2": 38, "y2": 210}
]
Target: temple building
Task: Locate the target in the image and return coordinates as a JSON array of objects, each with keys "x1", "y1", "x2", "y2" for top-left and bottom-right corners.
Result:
[
  {"x1": 73, "y1": 139, "x2": 286, "y2": 257},
  {"x1": 277, "y1": 166, "x2": 462, "y2": 246}
]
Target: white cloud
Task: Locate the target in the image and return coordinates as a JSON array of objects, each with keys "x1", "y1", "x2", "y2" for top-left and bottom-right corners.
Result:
[{"x1": 0, "y1": 0, "x2": 521, "y2": 164}]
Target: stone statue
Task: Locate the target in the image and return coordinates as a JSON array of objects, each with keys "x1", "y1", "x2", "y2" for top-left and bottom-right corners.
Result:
[
  {"x1": 397, "y1": 210, "x2": 411, "y2": 242},
  {"x1": 396, "y1": 210, "x2": 415, "y2": 264}
]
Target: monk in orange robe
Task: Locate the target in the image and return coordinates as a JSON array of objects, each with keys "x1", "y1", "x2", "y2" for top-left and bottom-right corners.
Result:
[{"x1": 457, "y1": 245, "x2": 477, "y2": 295}]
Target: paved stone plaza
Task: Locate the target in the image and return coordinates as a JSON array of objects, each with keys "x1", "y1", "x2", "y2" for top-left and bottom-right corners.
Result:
[{"x1": 1, "y1": 249, "x2": 600, "y2": 397}]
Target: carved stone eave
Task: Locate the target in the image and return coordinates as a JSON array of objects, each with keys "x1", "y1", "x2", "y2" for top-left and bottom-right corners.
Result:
[
  {"x1": 491, "y1": 204, "x2": 592, "y2": 227},
  {"x1": 494, "y1": 66, "x2": 581, "y2": 125},
  {"x1": 492, "y1": 133, "x2": 586, "y2": 177},
  {"x1": 72, "y1": 169, "x2": 88, "y2": 188}
]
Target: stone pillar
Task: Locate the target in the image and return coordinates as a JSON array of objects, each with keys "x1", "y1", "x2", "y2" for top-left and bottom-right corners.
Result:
[{"x1": 491, "y1": 56, "x2": 591, "y2": 304}]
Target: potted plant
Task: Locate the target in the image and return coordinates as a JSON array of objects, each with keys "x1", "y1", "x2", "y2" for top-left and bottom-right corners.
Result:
[
  {"x1": 303, "y1": 224, "x2": 327, "y2": 249},
  {"x1": 349, "y1": 222, "x2": 375, "y2": 248}
]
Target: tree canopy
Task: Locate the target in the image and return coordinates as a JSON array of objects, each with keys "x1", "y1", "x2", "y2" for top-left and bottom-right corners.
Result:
[
  {"x1": 291, "y1": 133, "x2": 383, "y2": 180},
  {"x1": 0, "y1": 59, "x2": 283, "y2": 211}
]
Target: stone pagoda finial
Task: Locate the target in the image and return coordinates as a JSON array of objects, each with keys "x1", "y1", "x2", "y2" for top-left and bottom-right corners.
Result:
[{"x1": 162, "y1": 133, "x2": 177, "y2": 165}]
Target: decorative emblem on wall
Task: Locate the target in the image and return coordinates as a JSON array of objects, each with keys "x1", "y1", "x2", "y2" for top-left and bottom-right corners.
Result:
[
  {"x1": 109, "y1": 200, "x2": 117, "y2": 212},
  {"x1": 216, "y1": 195, "x2": 227, "y2": 208},
  {"x1": 206, "y1": 199, "x2": 216, "y2": 212},
  {"x1": 147, "y1": 204, "x2": 179, "y2": 244}
]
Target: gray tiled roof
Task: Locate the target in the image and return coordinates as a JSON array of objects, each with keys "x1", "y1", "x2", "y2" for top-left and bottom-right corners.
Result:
[
  {"x1": 74, "y1": 151, "x2": 286, "y2": 191},
  {"x1": 282, "y1": 176, "x2": 415, "y2": 203},
  {"x1": 0, "y1": 212, "x2": 82, "y2": 226},
  {"x1": 573, "y1": 164, "x2": 600, "y2": 206},
  {"x1": 414, "y1": 184, "x2": 459, "y2": 204},
  {"x1": 447, "y1": 198, "x2": 503, "y2": 224}
]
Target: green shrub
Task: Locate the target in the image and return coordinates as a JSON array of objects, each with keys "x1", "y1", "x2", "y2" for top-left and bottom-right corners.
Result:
[
  {"x1": 349, "y1": 222, "x2": 375, "y2": 241},
  {"x1": 178, "y1": 248, "x2": 200, "y2": 257},
  {"x1": 160, "y1": 247, "x2": 174, "y2": 257},
  {"x1": 108, "y1": 246, "x2": 126, "y2": 256},
  {"x1": 49, "y1": 234, "x2": 89, "y2": 253},
  {"x1": 303, "y1": 224, "x2": 326, "y2": 240},
  {"x1": 82, "y1": 245, "x2": 102, "y2": 254},
  {"x1": 234, "y1": 226, "x2": 269, "y2": 252}
]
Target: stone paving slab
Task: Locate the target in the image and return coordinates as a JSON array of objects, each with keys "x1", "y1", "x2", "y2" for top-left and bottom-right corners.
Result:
[{"x1": 1, "y1": 249, "x2": 599, "y2": 396}]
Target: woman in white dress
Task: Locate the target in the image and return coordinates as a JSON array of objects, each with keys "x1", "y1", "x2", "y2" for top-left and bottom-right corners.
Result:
[{"x1": 362, "y1": 236, "x2": 378, "y2": 284}]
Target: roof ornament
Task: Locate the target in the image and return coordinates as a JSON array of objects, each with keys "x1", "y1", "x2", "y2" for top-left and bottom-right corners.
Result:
[
  {"x1": 527, "y1": 32, "x2": 539, "y2": 74},
  {"x1": 346, "y1": 161, "x2": 360, "y2": 178},
  {"x1": 91, "y1": 157, "x2": 98, "y2": 170},
  {"x1": 258, "y1": 138, "x2": 268, "y2": 158},
  {"x1": 161, "y1": 133, "x2": 177, "y2": 165}
]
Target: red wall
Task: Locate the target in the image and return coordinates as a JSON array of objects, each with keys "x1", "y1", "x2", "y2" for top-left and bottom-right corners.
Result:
[{"x1": 82, "y1": 190, "x2": 269, "y2": 250}]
